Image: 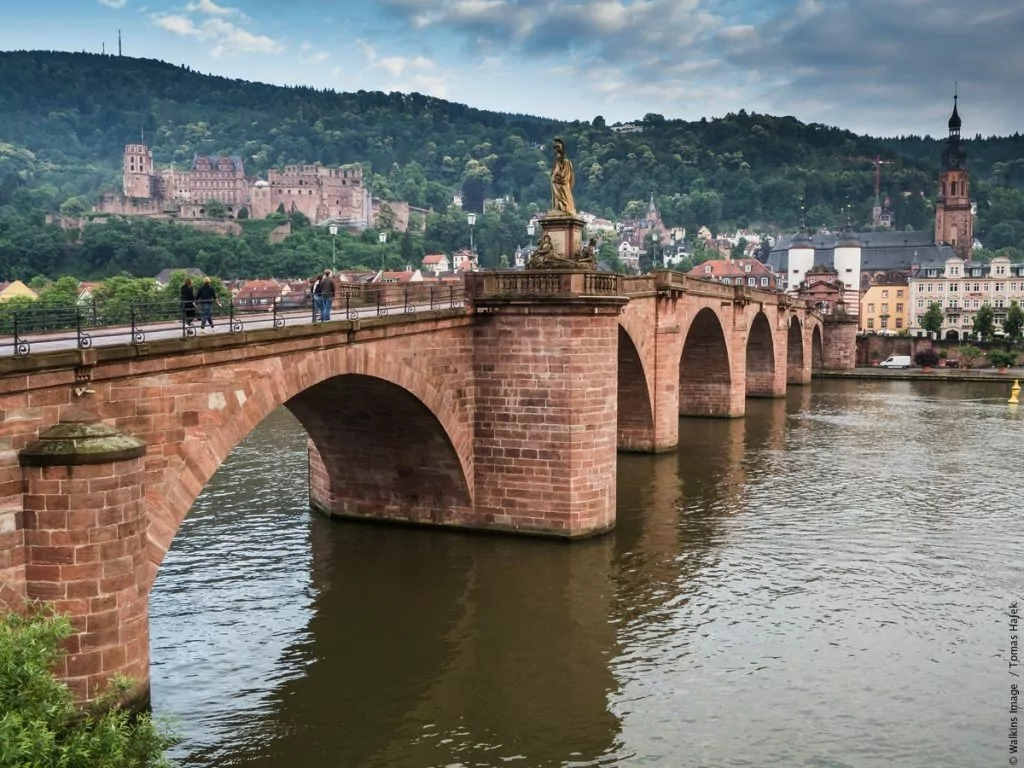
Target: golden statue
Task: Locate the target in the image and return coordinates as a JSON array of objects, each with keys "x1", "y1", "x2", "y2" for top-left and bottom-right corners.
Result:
[{"x1": 550, "y1": 137, "x2": 576, "y2": 215}]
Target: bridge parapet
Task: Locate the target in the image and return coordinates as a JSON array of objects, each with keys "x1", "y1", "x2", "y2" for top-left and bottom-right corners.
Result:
[{"x1": 466, "y1": 271, "x2": 623, "y2": 301}]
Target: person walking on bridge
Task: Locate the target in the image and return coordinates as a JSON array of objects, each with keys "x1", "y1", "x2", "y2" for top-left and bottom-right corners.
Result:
[
  {"x1": 196, "y1": 276, "x2": 221, "y2": 332},
  {"x1": 180, "y1": 278, "x2": 197, "y2": 328},
  {"x1": 319, "y1": 269, "x2": 336, "y2": 321}
]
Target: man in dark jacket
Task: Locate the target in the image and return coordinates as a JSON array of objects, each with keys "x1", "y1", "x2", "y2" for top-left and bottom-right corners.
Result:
[
  {"x1": 320, "y1": 269, "x2": 336, "y2": 321},
  {"x1": 180, "y1": 278, "x2": 197, "y2": 327},
  {"x1": 196, "y1": 276, "x2": 220, "y2": 332}
]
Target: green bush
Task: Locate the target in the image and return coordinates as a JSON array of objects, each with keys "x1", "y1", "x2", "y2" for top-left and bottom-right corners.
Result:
[
  {"x1": 0, "y1": 604, "x2": 176, "y2": 768},
  {"x1": 988, "y1": 349, "x2": 1017, "y2": 369}
]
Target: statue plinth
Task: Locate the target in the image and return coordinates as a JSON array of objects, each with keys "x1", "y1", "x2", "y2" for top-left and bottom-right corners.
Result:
[{"x1": 527, "y1": 211, "x2": 595, "y2": 271}]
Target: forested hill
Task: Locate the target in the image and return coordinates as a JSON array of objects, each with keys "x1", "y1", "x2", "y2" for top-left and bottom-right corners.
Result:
[{"x1": 1, "y1": 49, "x2": 1023, "y2": 239}]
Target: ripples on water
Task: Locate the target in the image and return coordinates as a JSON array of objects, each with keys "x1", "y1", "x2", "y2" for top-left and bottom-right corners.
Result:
[{"x1": 151, "y1": 381, "x2": 1023, "y2": 767}]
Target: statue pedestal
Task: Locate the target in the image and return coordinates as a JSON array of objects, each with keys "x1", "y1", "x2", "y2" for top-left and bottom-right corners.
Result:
[{"x1": 539, "y1": 211, "x2": 586, "y2": 260}]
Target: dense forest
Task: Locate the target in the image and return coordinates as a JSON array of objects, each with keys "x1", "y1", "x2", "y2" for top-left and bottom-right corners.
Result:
[{"x1": 0, "y1": 50, "x2": 1022, "y2": 280}]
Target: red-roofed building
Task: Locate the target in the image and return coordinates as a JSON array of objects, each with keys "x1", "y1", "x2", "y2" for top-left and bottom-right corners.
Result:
[
  {"x1": 686, "y1": 258, "x2": 777, "y2": 290},
  {"x1": 422, "y1": 254, "x2": 450, "y2": 275}
]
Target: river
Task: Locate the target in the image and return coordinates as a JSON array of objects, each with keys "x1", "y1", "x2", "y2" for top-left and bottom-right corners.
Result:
[{"x1": 149, "y1": 379, "x2": 1023, "y2": 767}]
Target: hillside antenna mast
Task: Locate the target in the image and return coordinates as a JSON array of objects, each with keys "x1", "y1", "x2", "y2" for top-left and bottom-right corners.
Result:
[
  {"x1": 102, "y1": 42, "x2": 105, "y2": 55},
  {"x1": 118, "y1": 30, "x2": 122, "y2": 56}
]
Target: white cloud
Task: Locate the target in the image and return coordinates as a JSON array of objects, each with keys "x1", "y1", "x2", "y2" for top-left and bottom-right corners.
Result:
[
  {"x1": 153, "y1": 13, "x2": 198, "y2": 36},
  {"x1": 375, "y1": 55, "x2": 435, "y2": 77},
  {"x1": 97, "y1": 0, "x2": 127, "y2": 8},
  {"x1": 151, "y1": 10, "x2": 283, "y2": 56},
  {"x1": 184, "y1": 0, "x2": 234, "y2": 15}
]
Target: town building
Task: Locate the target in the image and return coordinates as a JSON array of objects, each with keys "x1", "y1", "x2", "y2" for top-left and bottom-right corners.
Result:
[
  {"x1": 686, "y1": 258, "x2": 777, "y2": 290},
  {"x1": 907, "y1": 254, "x2": 1024, "y2": 339},
  {"x1": 421, "y1": 254, "x2": 450, "y2": 275},
  {"x1": 860, "y1": 271, "x2": 910, "y2": 333},
  {"x1": 767, "y1": 95, "x2": 972, "y2": 314},
  {"x1": 0, "y1": 280, "x2": 38, "y2": 302}
]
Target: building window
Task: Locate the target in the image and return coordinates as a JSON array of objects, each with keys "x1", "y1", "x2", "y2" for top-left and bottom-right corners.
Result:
[
  {"x1": 996, "y1": 283, "x2": 1005, "y2": 292},
  {"x1": 949, "y1": 283, "x2": 958, "y2": 292},
  {"x1": 867, "y1": 318, "x2": 875, "y2": 329},
  {"x1": 896, "y1": 318, "x2": 903, "y2": 329},
  {"x1": 704, "y1": 265, "x2": 711, "y2": 274},
  {"x1": 896, "y1": 303, "x2": 904, "y2": 312},
  {"x1": 868, "y1": 303, "x2": 875, "y2": 313},
  {"x1": 973, "y1": 283, "x2": 981, "y2": 292},
  {"x1": 882, "y1": 303, "x2": 889, "y2": 313},
  {"x1": 917, "y1": 299, "x2": 924, "y2": 309},
  {"x1": 897, "y1": 290, "x2": 904, "y2": 298},
  {"x1": 881, "y1": 317, "x2": 889, "y2": 328},
  {"x1": 748, "y1": 278, "x2": 756, "y2": 287},
  {"x1": 760, "y1": 277, "x2": 769, "y2": 287},
  {"x1": 882, "y1": 290, "x2": 889, "y2": 298}
]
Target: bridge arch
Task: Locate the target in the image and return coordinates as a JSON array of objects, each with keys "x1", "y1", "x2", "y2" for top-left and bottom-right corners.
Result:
[
  {"x1": 616, "y1": 325, "x2": 656, "y2": 451},
  {"x1": 787, "y1": 316, "x2": 806, "y2": 384},
  {"x1": 679, "y1": 306, "x2": 734, "y2": 417},
  {"x1": 745, "y1": 311, "x2": 776, "y2": 397},
  {"x1": 143, "y1": 348, "x2": 473, "y2": 591},
  {"x1": 812, "y1": 324, "x2": 824, "y2": 371}
]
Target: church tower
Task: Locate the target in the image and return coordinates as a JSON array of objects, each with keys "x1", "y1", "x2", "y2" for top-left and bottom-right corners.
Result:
[{"x1": 934, "y1": 93, "x2": 973, "y2": 259}]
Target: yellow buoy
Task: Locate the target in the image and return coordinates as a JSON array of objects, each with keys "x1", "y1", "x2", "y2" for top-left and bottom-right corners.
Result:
[{"x1": 1010, "y1": 379, "x2": 1021, "y2": 405}]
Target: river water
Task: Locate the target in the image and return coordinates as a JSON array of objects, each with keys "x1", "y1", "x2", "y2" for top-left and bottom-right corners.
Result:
[{"x1": 149, "y1": 379, "x2": 1024, "y2": 767}]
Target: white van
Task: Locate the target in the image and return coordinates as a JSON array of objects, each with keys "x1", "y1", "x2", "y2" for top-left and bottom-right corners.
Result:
[{"x1": 878, "y1": 354, "x2": 912, "y2": 369}]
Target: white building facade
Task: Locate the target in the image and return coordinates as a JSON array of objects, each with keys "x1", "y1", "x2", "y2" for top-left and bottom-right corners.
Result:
[{"x1": 908, "y1": 255, "x2": 1024, "y2": 339}]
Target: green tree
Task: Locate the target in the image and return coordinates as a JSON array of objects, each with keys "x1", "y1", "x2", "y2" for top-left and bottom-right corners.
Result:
[
  {"x1": 973, "y1": 304, "x2": 996, "y2": 341},
  {"x1": 203, "y1": 199, "x2": 226, "y2": 219},
  {"x1": 1004, "y1": 301, "x2": 1024, "y2": 342},
  {"x1": 58, "y1": 196, "x2": 86, "y2": 218},
  {"x1": 0, "y1": 604, "x2": 176, "y2": 768},
  {"x1": 921, "y1": 302, "x2": 944, "y2": 338}
]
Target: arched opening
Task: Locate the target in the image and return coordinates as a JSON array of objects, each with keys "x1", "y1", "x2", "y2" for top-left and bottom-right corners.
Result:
[
  {"x1": 787, "y1": 316, "x2": 806, "y2": 384},
  {"x1": 288, "y1": 374, "x2": 472, "y2": 523},
  {"x1": 946, "y1": 330, "x2": 960, "y2": 341},
  {"x1": 617, "y1": 326, "x2": 655, "y2": 452},
  {"x1": 812, "y1": 325, "x2": 824, "y2": 371},
  {"x1": 745, "y1": 312, "x2": 776, "y2": 397},
  {"x1": 679, "y1": 308, "x2": 734, "y2": 417}
]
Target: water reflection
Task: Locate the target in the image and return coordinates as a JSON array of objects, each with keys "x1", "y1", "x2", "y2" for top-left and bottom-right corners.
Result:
[{"x1": 151, "y1": 381, "x2": 1021, "y2": 768}]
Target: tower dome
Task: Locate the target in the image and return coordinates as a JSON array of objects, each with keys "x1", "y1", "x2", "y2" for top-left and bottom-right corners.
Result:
[
  {"x1": 836, "y1": 228, "x2": 860, "y2": 247},
  {"x1": 948, "y1": 95, "x2": 962, "y2": 133}
]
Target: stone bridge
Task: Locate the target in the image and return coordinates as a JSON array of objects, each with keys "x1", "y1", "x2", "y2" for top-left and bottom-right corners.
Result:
[{"x1": 0, "y1": 270, "x2": 854, "y2": 703}]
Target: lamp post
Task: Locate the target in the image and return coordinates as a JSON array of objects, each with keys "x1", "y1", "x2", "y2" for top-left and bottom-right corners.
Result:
[
  {"x1": 467, "y1": 212, "x2": 477, "y2": 267},
  {"x1": 328, "y1": 223, "x2": 338, "y2": 272},
  {"x1": 378, "y1": 231, "x2": 387, "y2": 276}
]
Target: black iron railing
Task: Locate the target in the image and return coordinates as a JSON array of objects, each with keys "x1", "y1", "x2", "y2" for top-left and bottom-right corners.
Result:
[{"x1": 0, "y1": 285, "x2": 466, "y2": 357}]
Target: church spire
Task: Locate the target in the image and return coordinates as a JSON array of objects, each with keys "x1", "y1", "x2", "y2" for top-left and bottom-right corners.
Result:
[{"x1": 948, "y1": 84, "x2": 961, "y2": 137}]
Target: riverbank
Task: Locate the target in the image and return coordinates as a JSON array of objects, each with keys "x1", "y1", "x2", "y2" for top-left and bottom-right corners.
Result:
[{"x1": 815, "y1": 367, "x2": 1024, "y2": 384}]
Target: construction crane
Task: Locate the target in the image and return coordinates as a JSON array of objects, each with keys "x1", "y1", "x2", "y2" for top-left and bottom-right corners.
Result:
[{"x1": 841, "y1": 155, "x2": 894, "y2": 199}]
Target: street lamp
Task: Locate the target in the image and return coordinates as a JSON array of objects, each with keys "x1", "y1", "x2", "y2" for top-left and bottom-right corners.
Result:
[
  {"x1": 328, "y1": 223, "x2": 338, "y2": 272},
  {"x1": 527, "y1": 222, "x2": 535, "y2": 245},
  {"x1": 378, "y1": 231, "x2": 388, "y2": 276},
  {"x1": 467, "y1": 212, "x2": 477, "y2": 264}
]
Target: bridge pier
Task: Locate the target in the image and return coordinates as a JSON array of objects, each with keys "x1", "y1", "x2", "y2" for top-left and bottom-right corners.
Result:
[
  {"x1": 468, "y1": 272, "x2": 628, "y2": 537},
  {"x1": 19, "y1": 423, "x2": 150, "y2": 705}
]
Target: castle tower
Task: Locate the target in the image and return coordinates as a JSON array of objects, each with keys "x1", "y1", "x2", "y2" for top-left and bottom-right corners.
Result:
[
  {"x1": 123, "y1": 144, "x2": 154, "y2": 199},
  {"x1": 934, "y1": 93, "x2": 973, "y2": 259}
]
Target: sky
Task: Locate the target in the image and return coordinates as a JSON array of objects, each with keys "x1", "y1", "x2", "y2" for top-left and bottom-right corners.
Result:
[{"x1": 2, "y1": 0, "x2": 1022, "y2": 138}]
